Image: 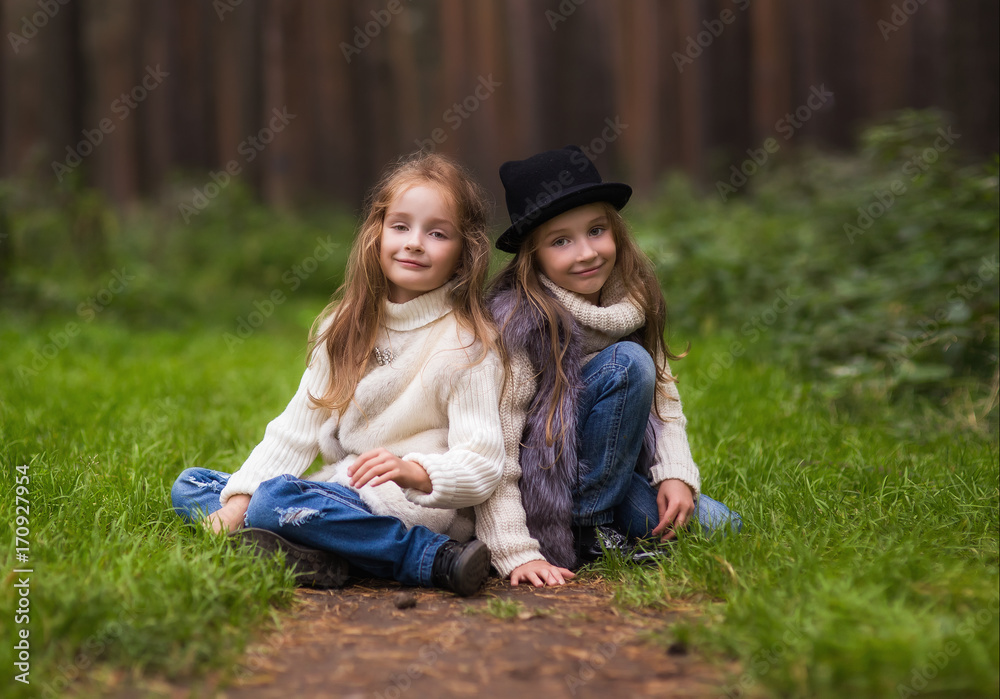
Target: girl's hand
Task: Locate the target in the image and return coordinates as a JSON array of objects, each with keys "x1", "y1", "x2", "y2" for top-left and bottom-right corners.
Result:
[
  {"x1": 349, "y1": 448, "x2": 432, "y2": 492},
  {"x1": 205, "y1": 494, "x2": 250, "y2": 534},
  {"x1": 652, "y1": 479, "x2": 695, "y2": 541},
  {"x1": 510, "y1": 560, "x2": 576, "y2": 587}
]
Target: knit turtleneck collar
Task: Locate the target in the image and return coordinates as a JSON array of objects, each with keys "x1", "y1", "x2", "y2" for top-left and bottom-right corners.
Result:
[
  {"x1": 539, "y1": 268, "x2": 645, "y2": 339},
  {"x1": 383, "y1": 282, "x2": 455, "y2": 331}
]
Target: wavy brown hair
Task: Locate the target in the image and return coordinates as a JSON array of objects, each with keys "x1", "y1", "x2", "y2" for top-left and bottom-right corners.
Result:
[
  {"x1": 490, "y1": 202, "x2": 685, "y2": 445},
  {"x1": 309, "y1": 152, "x2": 495, "y2": 414}
]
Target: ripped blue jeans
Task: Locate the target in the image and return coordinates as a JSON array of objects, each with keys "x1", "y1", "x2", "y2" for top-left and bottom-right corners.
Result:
[{"x1": 170, "y1": 468, "x2": 448, "y2": 587}]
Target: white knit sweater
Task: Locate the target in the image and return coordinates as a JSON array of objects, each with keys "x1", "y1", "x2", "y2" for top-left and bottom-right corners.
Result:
[
  {"x1": 220, "y1": 284, "x2": 506, "y2": 540},
  {"x1": 475, "y1": 270, "x2": 702, "y2": 576}
]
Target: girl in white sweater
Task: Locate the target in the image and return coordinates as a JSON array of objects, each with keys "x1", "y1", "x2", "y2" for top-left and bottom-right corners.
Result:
[
  {"x1": 171, "y1": 153, "x2": 505, "y2": 597},
  {"x1": 478, "y1": 146, "x2": 741, "y2": 587}
]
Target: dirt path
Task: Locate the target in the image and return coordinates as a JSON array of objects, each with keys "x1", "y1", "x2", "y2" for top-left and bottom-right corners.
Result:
[{"x1": 216, "y1": 578, "x2": 735, "y2": 699}]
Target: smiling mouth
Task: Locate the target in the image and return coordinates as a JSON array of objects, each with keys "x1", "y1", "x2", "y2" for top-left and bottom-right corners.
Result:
[
  {"x1": 395, "y1": 258, "x2": 429, "y2": 268},
  {"x1": 574, "y1": 264, "x2": 604, "y2": 276}
]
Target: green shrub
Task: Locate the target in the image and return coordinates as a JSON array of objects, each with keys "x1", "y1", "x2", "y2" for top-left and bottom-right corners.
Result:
[
  {"x1": 636, "y1": 110, "x2": 999, "y2": 415},
  {"x1": 2, "y1": 110, "x2": 997, "y2": 419},
  {"x1": 0, "y1": 177, "x2": 356, "y2": 328}
]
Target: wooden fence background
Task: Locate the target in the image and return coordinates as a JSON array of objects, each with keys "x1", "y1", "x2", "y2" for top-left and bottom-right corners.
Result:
[{"x1": 1, "y1": 0, "x2": 997, "y2": 208}]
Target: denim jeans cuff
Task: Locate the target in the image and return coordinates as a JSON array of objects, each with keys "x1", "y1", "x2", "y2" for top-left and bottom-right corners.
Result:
[
  {"x1": 573, "y1": 512, "x2": 614, "y2": 527},
  {"x1": 418, "y1": 537, "x2": 447, "y2": 587}
]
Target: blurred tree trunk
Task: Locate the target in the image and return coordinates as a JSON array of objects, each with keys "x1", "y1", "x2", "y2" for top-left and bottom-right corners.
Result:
[
  {"x1": 617, "y1": 0, "x2": 660, "y2": 193},
  {"x1": 708, "y1": 0, "x2": 753, "y2": 162},
  {"x1": 862, "y1": 0, "x2": 913, "y2": 115},
  {"x1": 0, "y1": 193, "x2": 11, "y2": 289},
  {"x1": 792, "y1": 0, "x2": 822, "y2": 137},
  {"x1": 213, "y1": 0, "x2": 250, "y2": 179},
  {"x1": 261, "y1": 0, "x2": 289, "y2": 207},
  {"x1": 912, "y1": 0, "x2": 949, "y2": 111},
  {"x1": 81, "y1": 0, "x2": 138, "y2": 203},
  {"x1": 313, "y1": 1, "x2": 360, "y2": 202},
  {"x1": 169, "y1": 0, "x2": 212, "y2": 176},
  {"x1": 675, "y1": 0, "x2": 706, "y2": 177},
  {"x1": 280, "y1": 1, "x2": 313, "y2": 202},
  {"x1": 388, "y1": 1, "x2": 420, "y2": 149},
  {"x1": 750, "y1": 0, "x2": 791, "y2": 143},
  {"x1": 504, "y1": 0, "x2": 541, "y2": 156},
  {"x1": 824, "y1": 1, "x2": 863, "y2": 146},
  {"x1": 1, "y1": 0, "x2": 77, "y2": 181},
  {"x1": 468, "y1": 0, "x2": 503, "y2": 180},
  {"x1": 139, "y1": 0, "x2": 175, "y2": 195},
  {"x1": 951, "y1": 1, "x2": 1000, "y2": 154},
  {"x1": 437, "y1": 0, "x2": 467, "y2": 159},
  {"x1": 361, "y1": 0, "x2": 397, "y2": 171},
  {"x1": 1, "y1": 0, "x2": 997, "y2": 207}
]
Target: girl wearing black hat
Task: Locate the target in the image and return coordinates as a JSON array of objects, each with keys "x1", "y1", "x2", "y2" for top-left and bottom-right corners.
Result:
[{"x1": 475, "y1": 146, "x2": 740, "y2": 587}]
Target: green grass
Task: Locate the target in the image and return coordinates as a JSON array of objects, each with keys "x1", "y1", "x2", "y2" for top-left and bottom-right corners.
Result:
[
  {"x1": 595, "y1": 343, "x2": 999, "y2": 698},
  {"x1": 1, "y1": 312, "x2": 995, "y2": 698},
  {"x1": 477, "y1": 597, "x2": 527, "y2": 620},
  {"x1": 0, "y1": 315, "x2": 318, "y2": 697}
]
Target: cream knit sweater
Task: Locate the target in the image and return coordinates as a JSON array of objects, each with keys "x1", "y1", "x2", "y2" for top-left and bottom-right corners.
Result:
[
  {"x1": 475, "y1": 270, "x2": 702, "y2": 576},
  {"x1": 219, "y1": 284, "x2": 506, "y2": 541}
]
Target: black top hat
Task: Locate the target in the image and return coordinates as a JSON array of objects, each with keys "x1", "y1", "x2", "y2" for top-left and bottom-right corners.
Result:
[{"x1": 495, "y1": 145, "x2": 632, "y2": 253}]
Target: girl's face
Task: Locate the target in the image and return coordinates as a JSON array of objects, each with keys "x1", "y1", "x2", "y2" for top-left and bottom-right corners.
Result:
[
  {"x1": 532, "y1": 203, "x2": 616, "y2": 304},
  {"x1": 379, "y1": 184, "x2": 463, "y2": 304}
]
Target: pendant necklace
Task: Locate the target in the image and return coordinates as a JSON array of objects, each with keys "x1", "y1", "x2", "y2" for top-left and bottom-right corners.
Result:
[{"x1": 373, "y1": 329, "x2": 395, "y2": 366}]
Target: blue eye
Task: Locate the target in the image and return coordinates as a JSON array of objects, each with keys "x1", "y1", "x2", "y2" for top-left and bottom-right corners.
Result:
[
  {"x1": 589, "y1": 226, "x2": 605, "y2": 236},
  {"x1": 552, "y1": 238, "x2": 569, "y2": 247}
]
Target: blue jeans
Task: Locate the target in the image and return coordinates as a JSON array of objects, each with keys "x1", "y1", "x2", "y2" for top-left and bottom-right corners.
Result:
[
  {"x1": 573, "y1": 342, "x2": 742, "y2": 538},
  {"x1": 170, "y1": 468, "x2": 449, "y2": 587}
]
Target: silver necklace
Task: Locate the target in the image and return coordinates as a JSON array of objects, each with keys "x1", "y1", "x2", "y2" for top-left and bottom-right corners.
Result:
[
  {"x1": 373, "y1": 346, "x2": 394, "y2": 366},
  {"x1": 373, "y1": 329, "x2": 395, "y2": 366}
]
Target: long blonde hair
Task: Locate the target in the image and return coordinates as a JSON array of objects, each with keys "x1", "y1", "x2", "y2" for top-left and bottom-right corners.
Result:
[
  {"x1": 309, "y1": 152, "x2": 495, "y2": 414},
  {"x1": 490, "y1": 202, "x2": 684, "y2": 445}
]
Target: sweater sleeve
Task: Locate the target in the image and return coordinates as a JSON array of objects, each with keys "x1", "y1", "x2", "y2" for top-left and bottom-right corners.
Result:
[
  {"x1": 219, "y1": 348, "x2": 333, "y2": 505},
  {"x1": 647, "y1": 356, "x2": 702, "y2": 494},
  {"x1": 401, "y1": 352, "x2": 506, "y2": 510},
  {"x1": 473, "y1": 351, "x2": 547, "y2": 577}
]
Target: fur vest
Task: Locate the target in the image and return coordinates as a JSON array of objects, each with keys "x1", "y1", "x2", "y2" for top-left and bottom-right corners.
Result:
[{"x1": 489, "y1": 281, "x2": 657, "y2": 569}]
